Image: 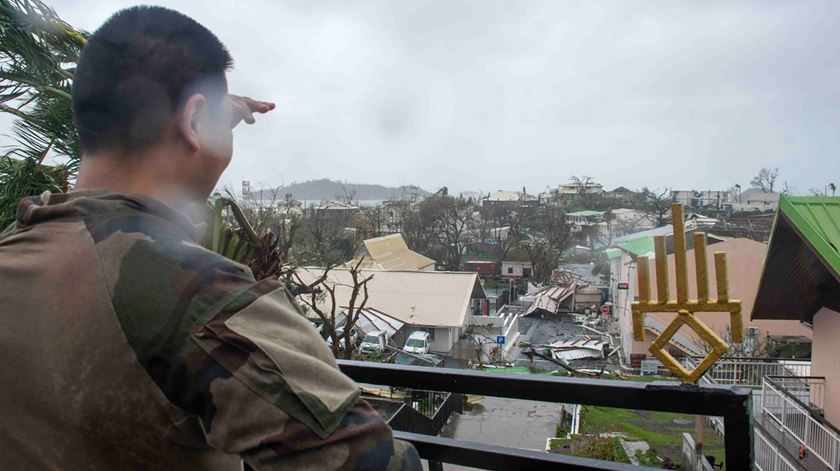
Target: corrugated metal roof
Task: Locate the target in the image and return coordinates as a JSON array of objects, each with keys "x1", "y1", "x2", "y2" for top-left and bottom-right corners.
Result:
[
  {"x1": 751, "y1": 196, "x2": 840, "y2": 321},
  {"x1": 345, "y1": 234, "x2": 436, "y2": 271},
  {"x1": 617, "y1": 238, "x2": 655, "y2": 257},
  {"x1": 567, "y1": 210, "x2": 605, "y2": 217},
  {"x1": 295, "y1": 268, "x2": 486, "y2": 328},
  {"x1": 782, "y1": 196, "x2": 840, "y2": 276}
]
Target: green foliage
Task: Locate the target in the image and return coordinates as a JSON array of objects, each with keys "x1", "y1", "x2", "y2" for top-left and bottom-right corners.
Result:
[
  {"x1": 0, "y1": 153, "x2": 65, "y2": 227},
  {"x1": 554, "y1": 424, "x2": 569, "y2": 438},
  {"x1": 0, "y1": 0, "x2": 87, "y2": 226},
  {"x1": 635, "y1": 448, "x2": 660, "y2": 466},
  {"x1": 580, "y1": 406, "x2": 725, "y2": 464},
  {"x1": 572, "y1": 436, "x2": 630, "y2": 464}
]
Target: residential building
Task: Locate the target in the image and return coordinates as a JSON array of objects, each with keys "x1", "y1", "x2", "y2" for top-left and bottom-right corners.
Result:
[
  {"x1": 294, "y1": 268, "x2": 486, "y2": 353},
  {"x1": 727, "y1": 188, "x2": 781, "y2": 213},
  {"x1": 344, "y1": 234, "x2": 436, "y2": 271},
  {"x1": 501, "y1": 261, "x2": 532, "y2": 280},
  {"x1": 604, "y1": 186, "x2": 638, "y2": 204},
  {"x1": 750, "y1": 195, "x2": 840, "y2": 470},
  {"x1": 670, "y1": 189, "x2": 729, "y2": 210},
  {"x1": 482, "y1": 189, "x2": 538, "y2": 209},
  {"x1": 567, "y1": 210, "x2": 609, "y2": 248},
  {"x1": 462, "y1": 260, "x2": 499, "y2": 279},
  {"x1": 614, "y1": 237, "x2": 812, "y2": 366},
  {"x1": 542, "y1": 179, "x2": 605, "y2": 207},
  {"x1": 381, "y1": 199, "x2": 415, "y2": 233},
  {"x1": 609, "y1": 208, "x2": 656, "y2": 236}
]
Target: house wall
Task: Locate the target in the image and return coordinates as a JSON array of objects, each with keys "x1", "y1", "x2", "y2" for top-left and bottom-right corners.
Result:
[
  {"x1": 620, "y1": 239, "x2": 812, "y2": 359},
  {"x1": 812, "y1": 308, "x2": 840, "y2": 426},
  {"x1": 430, "y1": 327, "x2": 455, "y2": 353},
  {"x1": 501, "y1": 262, "x2": 531, "y2": 279},
  {"x1": 611, "y1": 250, "x2": 643, "y2": 361}
]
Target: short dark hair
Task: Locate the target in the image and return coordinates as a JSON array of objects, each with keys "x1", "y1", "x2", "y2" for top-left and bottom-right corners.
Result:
[{"x1": 72, "y1": 6, "x2": 233, "y2": 155}]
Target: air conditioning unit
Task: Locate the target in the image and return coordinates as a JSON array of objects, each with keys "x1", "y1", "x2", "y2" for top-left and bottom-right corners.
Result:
[{"x1": 747, "y1": 327, "x2": 759, "y2": 337}]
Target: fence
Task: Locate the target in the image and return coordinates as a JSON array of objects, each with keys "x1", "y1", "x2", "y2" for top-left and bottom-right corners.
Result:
[
  {"x1": 388, "y1": 390, "x2": 464, "y2": 436},
  {"x1": 761, "y1": 376, "x2": 840, "y2": 470},
  {"x1": 681, "y1": 433, "x2": 716, "y2": 471},
  {"x1": 754, "y1": 428, "x2": 799, "y2": 471},
  {"x1": 702, "y1": 359, "x2": 811, "y2": 389},
  {"x1": 340, "y1": 360, "x2": 753, "y2": 470}
]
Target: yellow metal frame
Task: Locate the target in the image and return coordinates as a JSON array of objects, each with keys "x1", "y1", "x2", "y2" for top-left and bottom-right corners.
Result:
[{"x1": 630, "y1": 203, "x2": 742, "y2": 383}]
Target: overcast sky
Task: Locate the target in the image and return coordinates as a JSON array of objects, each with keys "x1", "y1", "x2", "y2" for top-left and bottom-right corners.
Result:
[{"x1": 40, "y1": 1, "x2": 840, "y2": 195}]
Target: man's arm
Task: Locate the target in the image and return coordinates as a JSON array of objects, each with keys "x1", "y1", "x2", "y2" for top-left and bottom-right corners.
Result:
[{"x1": 188, "y1": 279, "x2": 422, "y2": 470}]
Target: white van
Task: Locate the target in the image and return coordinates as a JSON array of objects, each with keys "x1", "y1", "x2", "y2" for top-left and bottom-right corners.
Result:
[
  {"x1": 403, "y1": 331, "x2": 431, "y2": 355},
  {"x1": 360, "y1": 330, "x2": 387, "y2": 354}
]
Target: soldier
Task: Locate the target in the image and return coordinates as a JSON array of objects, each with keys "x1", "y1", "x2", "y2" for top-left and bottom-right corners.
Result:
[{"x1": 0, "y1": 6, "x2": 421, "y2": 470}]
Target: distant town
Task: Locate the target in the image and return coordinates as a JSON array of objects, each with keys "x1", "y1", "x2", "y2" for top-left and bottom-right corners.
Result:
[{"x1": 210, "y1": 167, "x2": 838, "y2": 468}]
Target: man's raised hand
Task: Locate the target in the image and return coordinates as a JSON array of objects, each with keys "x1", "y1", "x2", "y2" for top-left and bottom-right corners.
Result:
[{"x1": 229, "y1": 95, "x2": 275, "y2": 128}]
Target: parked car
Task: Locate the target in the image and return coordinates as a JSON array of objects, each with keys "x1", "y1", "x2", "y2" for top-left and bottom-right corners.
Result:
[
  {"x1": 360, "y1": 330, "x2": 388, "y2": 354},
  {"x1": 327, "y1": 326, "x2": 358, "y2": 350},
  {"x1": 403, "y1": 330, "x2": 431, "y2": 355}
]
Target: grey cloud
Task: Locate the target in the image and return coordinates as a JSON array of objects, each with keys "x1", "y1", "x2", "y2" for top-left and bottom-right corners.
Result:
[{"x1": 33, "y1": 0, "x2": 840, "y2": 194}]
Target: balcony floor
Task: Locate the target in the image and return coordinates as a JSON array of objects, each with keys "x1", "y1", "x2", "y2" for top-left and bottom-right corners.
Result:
[{"x1": 755, "y1": 411, "x2": 823, "y2": 470}]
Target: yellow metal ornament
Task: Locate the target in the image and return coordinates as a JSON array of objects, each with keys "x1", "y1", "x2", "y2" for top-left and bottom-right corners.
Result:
[{"x1": 631, "y1": 203, "x2": 742, "y2": 383}]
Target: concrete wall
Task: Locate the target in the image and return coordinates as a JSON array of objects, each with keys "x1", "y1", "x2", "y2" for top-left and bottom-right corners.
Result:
[
  {"x1": 812, "y1": 308, "x2": 840, "y2": 426},
  {"x1": 614, "y1": 239, "x2": 812, "y2": 360},
  {"x1": 430, "y1": 327, "x2": 455, "y2": 353}
]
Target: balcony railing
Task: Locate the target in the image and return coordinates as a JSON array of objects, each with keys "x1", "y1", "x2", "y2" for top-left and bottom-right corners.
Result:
[
  {"x1": 755, "y1": 428, "x2": 800, "y2": 471},
  {"x1": 703, "y1": 358, "x2": 811, "y2": 389},
  {"x1": 760, "y1": 375, "x2": 839, "y2": 470},
  {"x1": 338, "y1": 360, "x2": 753, "y2": 470}
]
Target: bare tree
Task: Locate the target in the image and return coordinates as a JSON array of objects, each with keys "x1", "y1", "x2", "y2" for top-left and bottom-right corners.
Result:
[
  {"x1": 294, "y1": 259, "x2": 373, "y2": 359},
  {"x1": 638, "y1": 187, "x2": 671, "y2": 228},
  {"x1": 407, "y1": 192, "x2": 473, "y2": 270},
  {"x1": 521, "y1": 239, "x2": 557, "y2": 284},
  {"x1": 568, "y1": 175, "x2": 599, "y2": 207},
  {"x1": 750, "y1": 168, "x2": 780, "y2": 193},
  {"x1": 479, "y1": 205, "x2": 524, "y2": 265}
]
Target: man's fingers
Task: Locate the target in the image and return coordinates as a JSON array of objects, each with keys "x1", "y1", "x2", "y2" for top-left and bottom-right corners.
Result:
[
  {"x1": 241, "y1": 96, "x2": 276, "y2": 114},
  {"x1": 229, "y1": 94, "x2": 274, "y2": 128}
]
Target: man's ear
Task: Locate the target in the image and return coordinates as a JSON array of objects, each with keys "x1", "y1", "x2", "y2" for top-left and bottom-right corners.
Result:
[{"x1": 178, "y1": 93, "x2": 207, "y2": 153}]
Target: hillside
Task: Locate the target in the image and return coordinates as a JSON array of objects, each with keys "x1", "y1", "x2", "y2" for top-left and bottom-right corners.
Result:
[{"x1": 254, "y1": 179, "x2": 429, "y2": 201}]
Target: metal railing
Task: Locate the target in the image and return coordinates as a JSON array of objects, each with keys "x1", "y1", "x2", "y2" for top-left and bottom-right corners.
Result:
[
  {"x1": 761, "y1": 376, "x2": 839, "y2": 470},
  {"x1": 754, "y1": 428, "x2": 800, "y2": 471},
  {"x1": 644, "y1": 317, "x2": 701, "y2": 355},
  {"x1": 702, "y1": 358, "x2": 811, "y2": 389},
  {"x1": 339, "y1": 360, "x2": 754, "y2": 470}
]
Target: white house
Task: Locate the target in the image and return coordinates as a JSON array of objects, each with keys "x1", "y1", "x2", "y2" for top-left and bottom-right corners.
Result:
[{"x1": 294, "y1": 268, "x2": 486, "y2": 353}]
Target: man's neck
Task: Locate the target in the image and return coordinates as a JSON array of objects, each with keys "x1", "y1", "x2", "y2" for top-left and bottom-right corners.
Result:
[{"x1": 75, "y1": 152, "x2": 195, "y2": 209}]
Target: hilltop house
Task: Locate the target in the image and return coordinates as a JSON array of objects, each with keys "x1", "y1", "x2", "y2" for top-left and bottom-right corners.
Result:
[
  {"x1": 670, "y1": 190, "x2": 729, "y2": 210},
  {"x1": 482, "y1": 189, "x2": 538, "y2": 209}
]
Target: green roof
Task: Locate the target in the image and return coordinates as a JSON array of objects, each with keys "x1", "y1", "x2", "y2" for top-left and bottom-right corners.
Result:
[
  {"x1": 781, "y1": 196, "x2": 840, "y2": 275},
  {"x1": 606, "y1": 248, "x2": 622, "y2": 260},
  {"x1": 617, "y1": 237, "x2": 655, "y2": 257},
  {"x1": 752, "y1": 195, "x2": 840, "y2": 322},
  {"x1": 566, "y1": 210, "x2": 605, "y2": 217}
]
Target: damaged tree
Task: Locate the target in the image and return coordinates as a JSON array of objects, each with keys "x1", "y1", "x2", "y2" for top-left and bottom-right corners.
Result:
[{"x1": 294, "y1": 258, "x2": 373, "y2": 359}]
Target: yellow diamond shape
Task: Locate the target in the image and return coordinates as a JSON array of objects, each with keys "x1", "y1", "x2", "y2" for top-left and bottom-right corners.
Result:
[{"x1": 648, "y1": 310, "x2": 729, "y2": 384}]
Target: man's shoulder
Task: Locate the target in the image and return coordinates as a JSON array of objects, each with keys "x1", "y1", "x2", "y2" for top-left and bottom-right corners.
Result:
[
  {"x1": 88, "y1": 207, "x2": 254, "y2": 304},
  {"x1": 86, "y1": 208, "x2": 256, "y2": 358}
]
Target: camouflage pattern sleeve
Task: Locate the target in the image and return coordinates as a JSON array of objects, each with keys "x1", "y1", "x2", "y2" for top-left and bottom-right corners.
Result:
[
  {"x1": 190, "y1": 281, "x2": 422, "y2": 470},
  {"x1": 99, "y1": 225, "x2": 421, "y2": 470}
]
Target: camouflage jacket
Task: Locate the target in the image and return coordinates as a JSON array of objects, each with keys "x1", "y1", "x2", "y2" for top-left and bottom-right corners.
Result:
[{"x1": 0, "y1": 191, "x2": 420, "y2": 471}]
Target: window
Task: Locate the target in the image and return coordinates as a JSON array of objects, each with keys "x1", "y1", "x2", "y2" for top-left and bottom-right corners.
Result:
[{"x1": 507, "y1": 267, "x2": 513, "y2": 274}]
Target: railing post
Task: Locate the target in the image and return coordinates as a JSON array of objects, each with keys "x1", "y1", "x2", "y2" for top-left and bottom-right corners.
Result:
[{"x1": 723, "y1": 389, "x2": 753, "y2": 471}]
